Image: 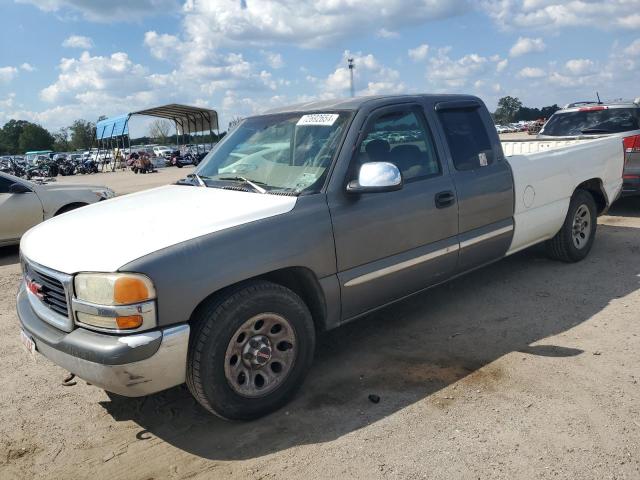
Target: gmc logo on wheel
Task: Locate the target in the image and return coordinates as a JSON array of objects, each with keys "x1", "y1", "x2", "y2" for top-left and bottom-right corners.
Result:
[{"x1": 26, "y1": 278, "x2": 44, "y2": 299}]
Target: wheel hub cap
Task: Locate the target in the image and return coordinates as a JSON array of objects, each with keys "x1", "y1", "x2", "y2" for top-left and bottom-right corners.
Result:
[
  {"x1": 224, "y1": 313, "x2": 297, "y2": 398},
  {"x1": 572, "y1": 204, "x2": 591, "y2": 249},
  {"x1": 242, "y1": 335, "x2": 272, "y2": 368}
]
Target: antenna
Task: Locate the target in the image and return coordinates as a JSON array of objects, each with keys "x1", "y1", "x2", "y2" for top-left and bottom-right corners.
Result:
[
  {"x1": 348, "y1": 58, "x2": 355, "y2": 98},
  {"x1": 596, "y1": 91, "x2": 602, "y2": 104}
]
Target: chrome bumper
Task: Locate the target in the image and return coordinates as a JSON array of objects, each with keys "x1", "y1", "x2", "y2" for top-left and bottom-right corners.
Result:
[{"x1": 17, "y1": 284, "x2": 190, "y2": 397}]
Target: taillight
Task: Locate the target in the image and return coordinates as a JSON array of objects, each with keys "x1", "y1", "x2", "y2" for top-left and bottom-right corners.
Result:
[{"x1": 623, "y1": 134, "x2": 640, "y2": 153}]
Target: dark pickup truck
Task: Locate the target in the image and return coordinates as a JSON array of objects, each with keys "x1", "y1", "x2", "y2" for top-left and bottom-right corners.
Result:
[{"x1": 17, "y1": 94, "x2": 623, "y2": 420}]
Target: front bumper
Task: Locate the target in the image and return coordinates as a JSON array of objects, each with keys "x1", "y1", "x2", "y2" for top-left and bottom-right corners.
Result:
[{"x1": 17, "y1": 283, "x2": 190, "y2": 397}]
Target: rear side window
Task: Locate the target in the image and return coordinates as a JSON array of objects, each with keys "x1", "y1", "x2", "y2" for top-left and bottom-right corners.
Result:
[
  {"x1": 542, "y1": 108, "x2": 640, "y2": 136},
  {"x1": 438, "y1": 108, "x2": 494, "y2": 171}
]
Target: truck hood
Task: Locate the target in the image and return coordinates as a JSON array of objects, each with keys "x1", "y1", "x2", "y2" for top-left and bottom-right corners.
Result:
[{"x1": 21, "y1": 185, "x2": 297, "y2": 274}]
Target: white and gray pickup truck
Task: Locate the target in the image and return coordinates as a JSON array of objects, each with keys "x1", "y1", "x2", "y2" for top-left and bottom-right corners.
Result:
[{"x1": 16, "y1": 95, "x2": 624, "y2": 420}]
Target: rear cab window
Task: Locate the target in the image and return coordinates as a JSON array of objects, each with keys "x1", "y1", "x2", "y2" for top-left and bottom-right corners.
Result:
[{"x1": 541, "y1": 107, "x2": 640, "y2": 136}]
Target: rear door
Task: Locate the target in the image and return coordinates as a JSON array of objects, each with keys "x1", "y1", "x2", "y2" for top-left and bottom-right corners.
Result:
[
  {"x1": 434, "y1": 100, "x2": 515, "y2": 273},
  {"x1": 328, "y1": 103, "x2": 459, "y2": 320}
]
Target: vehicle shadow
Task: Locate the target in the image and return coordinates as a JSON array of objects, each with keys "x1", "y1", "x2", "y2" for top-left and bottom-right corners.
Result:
[
  {"x1": 99, "y1": 223, "x2": 640, "y2": 461},
  {"x1": 608, "y1": 196, "x2": 640, "y2": 218},
  {"x1": 0, "y1": 246, "x2": 19, "y2": 267}
]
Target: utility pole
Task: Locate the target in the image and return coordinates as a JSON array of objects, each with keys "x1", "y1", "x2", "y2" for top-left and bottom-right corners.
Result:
[{"x1": 348, "y1": 57, "x2": 355, "y2": 97}]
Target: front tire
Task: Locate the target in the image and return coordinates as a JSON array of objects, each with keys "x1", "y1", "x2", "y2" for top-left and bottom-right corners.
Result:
[
  {"x1": 186, "y1": 281, "x2": 315, "y2": 420},
  {"x1": 546, "y1": 189, "x2": 597, "y2": 262}
]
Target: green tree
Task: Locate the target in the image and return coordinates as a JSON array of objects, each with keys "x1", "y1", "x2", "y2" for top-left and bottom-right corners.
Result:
[
  {"x1": 52, "y1": 127, "x2": 70, "y2": 151},
  {"x1": 494, "y1": 96, "x2": 523, "y2": 124},
  {"x1": 18, "y1": 123, "x2": 55, "y2": 152},
  {"x1": 0, "y1": 119, "x2": 30, "y2": 154},
  {"x1": 69, "y1": 119, "x2": 96, "y2": 150}
]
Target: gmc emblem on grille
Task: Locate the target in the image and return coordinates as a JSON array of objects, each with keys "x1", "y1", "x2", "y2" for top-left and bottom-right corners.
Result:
[{"x1": 26, "y1": 278, "x2": 44, "y2": 299}]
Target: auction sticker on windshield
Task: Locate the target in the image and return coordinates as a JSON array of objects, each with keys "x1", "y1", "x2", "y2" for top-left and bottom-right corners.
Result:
[{"x1": 297, "y1": 114, "x2": 339, "y2": 127}]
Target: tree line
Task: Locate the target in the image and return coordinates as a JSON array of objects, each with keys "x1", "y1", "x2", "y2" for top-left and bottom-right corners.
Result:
[
  {"x1": 0, "y1": 119, "x2": 96, "y2": 155},
  {"x1": 493, "y1": 96, "x2": 561, "y2": 124},
  {"x1": 0, "y1": 117, "x2": 227, "y2": 156}
]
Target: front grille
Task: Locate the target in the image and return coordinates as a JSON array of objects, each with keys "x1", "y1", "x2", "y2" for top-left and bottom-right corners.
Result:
[{"x1": 25, "y1": 263, "x2": 69, "y2": 317}]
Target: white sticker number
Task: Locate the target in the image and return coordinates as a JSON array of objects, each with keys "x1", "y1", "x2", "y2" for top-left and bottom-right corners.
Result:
[{"x1": 297, "y1": 114, "x2": 339, "y2": 127}]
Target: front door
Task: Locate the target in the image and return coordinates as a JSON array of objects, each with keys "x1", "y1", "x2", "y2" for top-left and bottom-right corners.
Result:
[{"x1": 328, "y1": 104, "x2": 459, "y2": 320}]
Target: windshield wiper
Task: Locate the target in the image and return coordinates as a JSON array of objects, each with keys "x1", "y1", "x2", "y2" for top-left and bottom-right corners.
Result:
[
  {"x1": 218, "y1": 176, "x2": 267, "y2": 194},
  {"x1": 183, "y1": 173, "x2": 207, "y2": 187}
]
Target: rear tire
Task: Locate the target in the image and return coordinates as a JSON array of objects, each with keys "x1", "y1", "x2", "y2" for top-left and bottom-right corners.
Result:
[
  {"x1": 546, "y1": 189, "x2": 597, "y2": 263},
  {"x1": 186, "y1": 281, "x2": 315, "y2": 420}
]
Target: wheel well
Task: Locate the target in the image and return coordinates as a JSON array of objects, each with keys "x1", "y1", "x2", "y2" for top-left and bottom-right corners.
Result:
[
  {"x1": 576, "y1": 179, "x2": 607, "y2": 215},
  {"x1": 189, "y1": 267, "x2": 328, "y2": 332},
  {"x1": 54, "y1": 202, "x2": 88, "y2": 216}
]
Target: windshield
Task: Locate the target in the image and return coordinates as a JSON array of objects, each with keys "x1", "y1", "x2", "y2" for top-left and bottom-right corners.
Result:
[
  {"x1": 541, "y1": 107, "x2": 640, "y2": 136},
  {"x1": 195, "y1": 112, "x2": 351, "y2": 194}
]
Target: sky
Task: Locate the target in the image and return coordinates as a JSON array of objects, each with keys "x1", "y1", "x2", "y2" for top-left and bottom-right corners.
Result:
[{"x1": 1, "y1": 0, "x2": 640, "y2": 136}]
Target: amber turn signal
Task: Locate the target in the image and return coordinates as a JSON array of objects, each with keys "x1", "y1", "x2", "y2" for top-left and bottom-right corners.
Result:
[
  {"x1": 116, "y1": 315, "x2": 143, "y2": 329},
  {"x1": 114, "y1": 277, "x2": 150, "y2": 305}
]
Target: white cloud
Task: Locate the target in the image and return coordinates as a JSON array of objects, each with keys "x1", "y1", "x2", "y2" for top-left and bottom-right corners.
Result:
[
  {"x1": 482, "y1": 0, "x2": 640, "y2": 31},
  {"x1": 0, "y1": 66, "x2": 18, "y2": 83},
  {"x1": 517, "y1": 67, "x2": 546, "y2": 78},
  {"x1": 377, "y1": 28, "x2": 399, "y2": 39},
  {"x1": 62, "y1": 35, "x2": 93, "y2": 49},
  {"x1": 624, "y1": 39, "x2": 640, "y2": 56},
  {"x1": 16, "y1": 0, "x2": 180, "y2": 21},
  {"x1": 564, "y1": 59, "x2": 596, "y2": 76},
  {"x1": 20, "y1": 63, "x2": 36, "y2": 72},
  {"x1": 426, "y1": 49, "x2": 491, "y2": 89},
  {"x1": 496, "y1": 58, "x2": 508, "y2": 72},
  {"x1": 408, "y1": 44, "x2": 430, "y2": 62},
  {"x1": 175, "y1": 0, "x2": 467, "y2": 49},
  {"x1": 509, "y1": 37, "x2": 546, "y2": 57},
  {"x1": 262, "y1": 51, "x2": 284, "y2": 69}
]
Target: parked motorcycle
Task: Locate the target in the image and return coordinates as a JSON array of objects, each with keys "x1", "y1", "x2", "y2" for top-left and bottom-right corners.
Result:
[
  {"x1": 25, "y1": 158, "x2": 58, "y2": 180},
  {"x1": 58, "y1": 159, "x2": 77, "y2": 176},
  {"x1": 0, "y1": 158, "x2": 26, "y2": 177}
]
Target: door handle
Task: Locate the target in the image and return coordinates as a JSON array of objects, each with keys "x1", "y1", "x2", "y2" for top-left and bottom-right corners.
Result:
[{"x1": 435, "y1": 191, "x2": 456, "y2": 209}]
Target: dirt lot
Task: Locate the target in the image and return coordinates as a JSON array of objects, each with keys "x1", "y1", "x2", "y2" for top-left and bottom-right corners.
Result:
[{"x1": 0, "y1": 170, "x2": 639, "y2": 479}]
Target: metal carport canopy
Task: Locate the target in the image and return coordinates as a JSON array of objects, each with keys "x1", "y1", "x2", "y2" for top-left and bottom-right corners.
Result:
[{"x1": 131, "y1": 104, "x2": 219, "y2": 134}]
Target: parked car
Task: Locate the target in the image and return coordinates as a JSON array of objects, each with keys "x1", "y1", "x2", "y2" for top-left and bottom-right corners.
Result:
[
  {"x1": 538, "y1": 99, "x2": 640, "y2": 196},
  {"x1": 16, "y1": 94, "x2": 623, "y2": 420},
  {"x1": 153, "y1": 146, "x2": 172, "y2": 159},
  {"x1": 0, "y1": 171, "x2": 114, "y2": 247}
]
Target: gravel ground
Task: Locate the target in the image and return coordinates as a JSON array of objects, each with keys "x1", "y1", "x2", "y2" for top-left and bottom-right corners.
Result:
[{"x1": 0, "y1": 169, "x2": 639, "y2": 479}]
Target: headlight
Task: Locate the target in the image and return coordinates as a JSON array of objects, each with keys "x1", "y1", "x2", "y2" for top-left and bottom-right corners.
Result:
[
  {"x1": 93, "y1": 188, "x2": 115, "y2": 200},
  {"x1": 75, "y1": 273, "x2": 155, "y2": 305},
  {"x1": 73, "y1": 273, "x2": 156, "y2": 331}
]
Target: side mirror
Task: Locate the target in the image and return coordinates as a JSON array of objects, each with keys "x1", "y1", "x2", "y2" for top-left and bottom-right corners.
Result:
[
  {"x1": 347, "y1": 161, "x2": 403, "y2": 194},
  {"x1": 9, "y1": 182, "x2": 31, "y2": 194}
]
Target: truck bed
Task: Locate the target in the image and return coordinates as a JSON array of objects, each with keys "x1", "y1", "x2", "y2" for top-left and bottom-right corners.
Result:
[
  {"x1": 501, "y1": 138, "x2": 600, "y2": 156},
  {"x1": 503, "y1": 136, "x2": 624, "y2": 255}
]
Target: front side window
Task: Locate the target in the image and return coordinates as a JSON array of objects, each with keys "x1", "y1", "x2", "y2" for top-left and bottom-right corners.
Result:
[
  {"x1": 355, "y1": 109, "x2": 441, "y2": 182},
  {"x1": 438, "y1": 108, "x2": 494, "y2": 171},
  {"x1": 196, "y1": 112, "x2": 351, "y2": 194}
]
